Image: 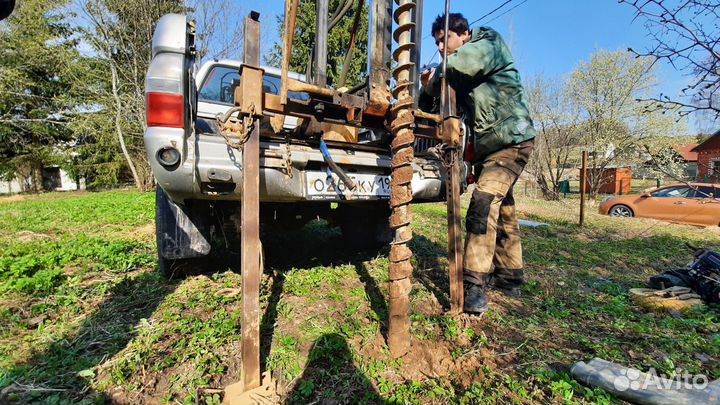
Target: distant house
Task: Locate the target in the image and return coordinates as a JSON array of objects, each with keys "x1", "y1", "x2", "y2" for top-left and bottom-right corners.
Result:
[
  {"x1": 0, "y1": 167, "x2": 85, "y2": 194},
  {"x1": 693, "y1": 131, "x2": 720, "y2": 182},
  {"x1": 672, "y1": 144, "x2": 699, "y2": 179}
]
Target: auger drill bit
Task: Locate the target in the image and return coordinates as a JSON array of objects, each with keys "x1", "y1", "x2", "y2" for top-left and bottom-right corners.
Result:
[{"x1": 388, "y1": 0, "x2": 417, "y2": 358}]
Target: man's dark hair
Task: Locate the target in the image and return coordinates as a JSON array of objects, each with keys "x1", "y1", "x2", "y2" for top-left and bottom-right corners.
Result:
[{"x1": 431, "y1": 13, "x2": 469, "y2": 38}]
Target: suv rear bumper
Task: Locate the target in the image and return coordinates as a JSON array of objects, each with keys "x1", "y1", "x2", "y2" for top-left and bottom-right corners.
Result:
[{"x1": 145, "y1": 128, "x2": 445, "y2": 204}]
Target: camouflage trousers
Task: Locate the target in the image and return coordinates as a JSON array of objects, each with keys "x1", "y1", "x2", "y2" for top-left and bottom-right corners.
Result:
[{"x1": 463, "y1": 140, "x2": 534, "y2": 287}]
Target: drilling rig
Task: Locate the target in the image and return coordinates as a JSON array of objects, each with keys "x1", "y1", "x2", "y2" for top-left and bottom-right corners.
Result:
[{"x1": 211, "y1": 0, "x2": 464, "y2": 399}]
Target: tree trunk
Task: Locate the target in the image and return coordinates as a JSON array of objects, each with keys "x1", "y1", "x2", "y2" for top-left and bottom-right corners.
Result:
[
  {"x1": 33, "y1": 163, "x2": 42, "y2": 193},
  {"x1": 110, "y1": 63, "x2": 143, "y2": 191}
]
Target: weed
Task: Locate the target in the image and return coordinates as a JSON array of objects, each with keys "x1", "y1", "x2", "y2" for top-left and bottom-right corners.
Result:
[
  {"x1": 266, "y1": 333, "x2": 302, "y2": 381},
  {"x1": 440, "y1": 315, "x2": 460, "y2": 339},
  {"x1": 298, "y1": 379, "x2": 314, "y2": 398}
]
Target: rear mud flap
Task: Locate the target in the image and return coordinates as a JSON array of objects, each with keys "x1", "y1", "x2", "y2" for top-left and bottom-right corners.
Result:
[{"x1": 156, "y1": 187, "x2": 211, "y2": 259}]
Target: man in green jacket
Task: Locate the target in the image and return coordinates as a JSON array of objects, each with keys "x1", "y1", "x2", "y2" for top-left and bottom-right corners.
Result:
[{"x1": 420, "y1": 13, "x2": 535, "y2": 314}]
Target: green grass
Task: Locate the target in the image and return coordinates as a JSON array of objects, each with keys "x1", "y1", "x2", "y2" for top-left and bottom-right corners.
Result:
[{"x1": 0, "y1": 189, "x2": 718, "y2": 404}]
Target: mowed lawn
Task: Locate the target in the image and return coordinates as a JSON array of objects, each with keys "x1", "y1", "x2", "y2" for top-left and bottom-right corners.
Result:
[{"x1": 0, "y1": 189, "x2": 718, "y2": 405}]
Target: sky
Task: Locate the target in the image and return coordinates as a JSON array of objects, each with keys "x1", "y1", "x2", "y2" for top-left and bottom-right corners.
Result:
[{"x1": 247, "y1": 0, "x2": 705, "y2": 132}]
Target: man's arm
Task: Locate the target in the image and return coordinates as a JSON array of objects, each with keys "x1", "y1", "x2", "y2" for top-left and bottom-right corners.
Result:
[{"x1": 422, "y1": 38, "x2": 498, "y2": 97}]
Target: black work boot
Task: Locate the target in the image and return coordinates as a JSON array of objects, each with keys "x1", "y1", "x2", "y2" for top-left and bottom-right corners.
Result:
[
  {"x1": 463, "y1": 281, "x2": 489, "y2": 314},
  {"x1": 489, "y1": 269, "x2": 524, "y2": 298}
]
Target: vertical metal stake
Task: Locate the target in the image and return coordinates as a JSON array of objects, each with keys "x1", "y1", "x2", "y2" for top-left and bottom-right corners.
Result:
[
  {"x1": 438, "y1": 4, "x2": 464, "y2": 314},
  {"x1": 411, "y1": 0, "x2": 424, "y2": 108},
  {"x1": 241, "y1": 11, "x2": 262, "y2": 392},
  {"x1": 280, "y1": 0, "x2": 299, "y2": 105},
  {"x1": 315, "y1": 0, "x2": 328, "y2": 86},
  {"x1": 367, "y1": 0, "x2": 393, "y2": 116},
  {"x1": 445, "y1": 95, "x2": 463, "y2": 314},
  {"x1": 580, "y1": 150, "x2": 588, "y2": 227}
]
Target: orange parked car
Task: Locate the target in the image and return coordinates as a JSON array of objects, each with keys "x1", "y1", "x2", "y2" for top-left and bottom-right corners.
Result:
[{"x1": 598, "y1": 183, "x2": 720, "y2": 227}]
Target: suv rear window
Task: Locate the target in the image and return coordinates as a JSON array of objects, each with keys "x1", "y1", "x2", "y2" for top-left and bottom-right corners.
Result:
[{"x1": 198, "y1": 65, "x2": 308, "y2": 105}]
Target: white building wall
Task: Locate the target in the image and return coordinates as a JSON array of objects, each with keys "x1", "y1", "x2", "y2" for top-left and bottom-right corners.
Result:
[
  {"x1": 58, "y1": 169, "x2": 81, "y2": 191},
  {"x1": 0, "y1": 179, "x2": 24, "y2": 194},
  {"x1": 0, "y1": 168, "x2": 85, "y2": 194}
]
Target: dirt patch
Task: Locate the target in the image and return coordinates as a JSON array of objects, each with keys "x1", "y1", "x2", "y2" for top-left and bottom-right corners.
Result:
[
  {"x1": 0, "y1": 195, "x2": 24, "y2": 204},
  {"x1": 399, "y1": 339, "x2": 455, "y2": 380},
  {"x1": 16, "y1": 230, "x2": 54, "y2": 242},
  {"x1": 126, "y1": 223, "x2": 156, "y2": 239},
  {"x1": 413, "y1": 292, "x2": 444, "y2": 316},
  {"x1": 392, "y1": 335, "x2": 502, "y2": 386}
]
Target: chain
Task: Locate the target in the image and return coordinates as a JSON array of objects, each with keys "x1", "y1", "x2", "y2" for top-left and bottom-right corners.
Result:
[
  {"x1": 217, "y1": 104, "x2": 256, "y2": 150},
  {"x1": 284, "y1": 135, "x2": 293, "y2": 178},
  {"x1": 437, "y1": 143, "x2": 459, "y2": 169}
]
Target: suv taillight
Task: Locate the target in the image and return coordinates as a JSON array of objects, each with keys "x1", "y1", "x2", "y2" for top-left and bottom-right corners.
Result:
[{"x1": 146, "y1": 92, "x2": 184, "y2": 128}]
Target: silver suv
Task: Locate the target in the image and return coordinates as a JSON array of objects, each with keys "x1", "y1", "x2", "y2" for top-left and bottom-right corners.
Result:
[{"x1": 144, "y1": 14, "x2": 447, "y2": 276}]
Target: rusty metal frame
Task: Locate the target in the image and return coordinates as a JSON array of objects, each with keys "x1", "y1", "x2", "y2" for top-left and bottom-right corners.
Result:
[
  {"x1": 234, "y1": 65, "x2": 264, "y2": 115},
  {"x1": 221, "y1": 3, "x2": 463, "y2": 394}
]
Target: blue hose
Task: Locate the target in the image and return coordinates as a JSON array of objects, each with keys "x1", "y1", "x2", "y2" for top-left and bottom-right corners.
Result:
[{"x1": 319, "y1": 139, "x2": 356, "y2": 191}]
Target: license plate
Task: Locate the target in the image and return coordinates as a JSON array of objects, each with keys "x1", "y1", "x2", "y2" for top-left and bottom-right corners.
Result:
[{"x1": 306, "y1": 172, "x2": 390, "y2": 200}]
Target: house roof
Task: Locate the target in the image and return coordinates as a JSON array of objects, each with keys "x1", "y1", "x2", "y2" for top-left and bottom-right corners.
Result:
[
  {"x1": 673, "y1": 144, "x2": 699, "y2": 162},
  {"x1": 692, "y1": 129, "x2": 720, "y2": 152}
]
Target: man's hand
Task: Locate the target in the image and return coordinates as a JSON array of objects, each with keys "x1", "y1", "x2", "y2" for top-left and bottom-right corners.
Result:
[{"x1": 420, "y1": 67, "x2": 435, "y2": 88}]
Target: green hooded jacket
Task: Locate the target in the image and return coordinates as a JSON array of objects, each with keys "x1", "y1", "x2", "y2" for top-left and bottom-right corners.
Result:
[{"x1": 422, "y1": 26, "x2": 536, "y2": 160}]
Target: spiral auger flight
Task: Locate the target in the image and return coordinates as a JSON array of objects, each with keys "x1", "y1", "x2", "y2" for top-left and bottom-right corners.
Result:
[{"x1": 387, "y1": 0, "x2": 417, "y2": 358}]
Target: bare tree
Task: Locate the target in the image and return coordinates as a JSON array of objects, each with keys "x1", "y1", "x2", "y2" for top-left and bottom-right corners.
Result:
[
  {"x1": 525, "y1": 74, "x2": 582, "y2": 200},
  {"x1": 185, "y1": 0, "x2": 244, "y2": 66},
  {"x1": 77, "y1": 0, "x2": 150, "y2": 190},
  {"x1": 73, "y1": 0, "x2": 189, "y2": 190},
  {"x1": 620, "y1": 0, "x2": 720, "y2": 120},
  {"x1": 566, "y1": 49, "x2": 683, "y2": 198}
]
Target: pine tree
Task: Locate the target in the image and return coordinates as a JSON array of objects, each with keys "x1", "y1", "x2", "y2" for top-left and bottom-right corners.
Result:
[
  {"x1": 267, "y1": 0, "x2": 369, "y2": 88},
  {"x1": 0, "y1": 0, "x2": 78, "y2": 191}
]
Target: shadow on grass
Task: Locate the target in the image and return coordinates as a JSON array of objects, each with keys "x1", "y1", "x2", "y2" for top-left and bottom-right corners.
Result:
[
  {"x1": 411, "y1": 234, "x2": 452, "y2": 311},
  {"x1": 283, "y1": 333, "x2": 387, "y2": 405},
  {"x1": 270, "y1": 210, "x2": 720, "y2": 402},
  {"x1": 258, "y1": 220, "x2": 451, "y2": 356},
  {"x1": 258, "y1": 220, "x2": 395, "y2": 362},
  {"x1": 0, "y1": 271, "x2": 179, "y2": 404},
  {"x1": 256, "y1": 222, "x2": 456, "y2": 403}
]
